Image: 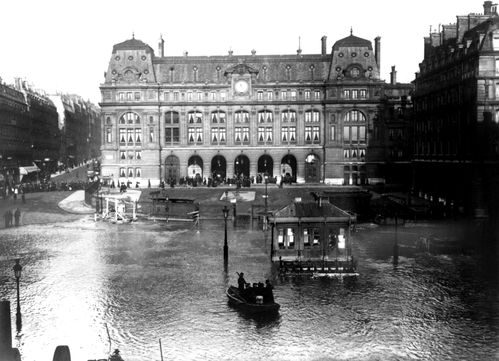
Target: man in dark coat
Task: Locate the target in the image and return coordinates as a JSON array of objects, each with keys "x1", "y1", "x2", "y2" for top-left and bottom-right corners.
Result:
[{"x1": 238, "y1": 272, "x2": 246, "y2": 291}]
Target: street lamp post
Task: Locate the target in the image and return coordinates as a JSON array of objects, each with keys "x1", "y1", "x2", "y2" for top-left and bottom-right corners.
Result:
[
  {"x1": 263, "y1": 174, "x2": 269, "y2": 231},
  {"x1": 12, "y1": 259, "x2": 22, "y2": 330},
  {"x1": 223, "y1": 205, "x2": 229, "y2": 263}
]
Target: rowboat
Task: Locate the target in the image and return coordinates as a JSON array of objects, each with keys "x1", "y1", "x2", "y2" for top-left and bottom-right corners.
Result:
[{"x1": 226, "y1": 286, "x2": 280, "y2": 314}]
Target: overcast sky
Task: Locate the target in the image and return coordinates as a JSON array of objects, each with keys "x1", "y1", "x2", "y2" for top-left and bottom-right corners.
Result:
[{"x1": 0, "y1": 0, "x2": 478, "y2": 104}]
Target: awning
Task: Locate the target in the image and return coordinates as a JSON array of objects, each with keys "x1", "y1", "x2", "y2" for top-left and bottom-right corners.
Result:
[{"x1": 19, "y1": 164, "x2": 41, "y2": 175}]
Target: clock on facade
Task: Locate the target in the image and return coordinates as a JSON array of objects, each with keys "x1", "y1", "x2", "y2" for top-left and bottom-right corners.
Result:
[{"x1": 234, "y1": 79, "x2": 249, "y2": 94}]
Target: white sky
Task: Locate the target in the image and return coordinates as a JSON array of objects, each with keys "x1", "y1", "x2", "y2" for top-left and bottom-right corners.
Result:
[{"x1": 0, "y1": 0, "x2": 478, "y2": 105}]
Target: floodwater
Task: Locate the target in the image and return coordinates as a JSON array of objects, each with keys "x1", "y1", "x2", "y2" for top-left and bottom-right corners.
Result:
[{"x1": 0, "y1": 217, "x2": 498, "y2": 361}]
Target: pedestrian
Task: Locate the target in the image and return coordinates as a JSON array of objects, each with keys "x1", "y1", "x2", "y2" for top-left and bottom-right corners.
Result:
[
  {"x1": 14, "y1": 208, "x2": 20, "y2": 226},
  {"x1": 3, "y1": 210, "x2": 9, "y2": 228},
  {"x1": 13, "y1": 187, "x2": 18, "y2": 200},
  {"x1": 7, "y1": 210, "x2": 13, "y2": 227},
  {"x1": 21, "y1": 190, "x2": 26, "y2": 204}
]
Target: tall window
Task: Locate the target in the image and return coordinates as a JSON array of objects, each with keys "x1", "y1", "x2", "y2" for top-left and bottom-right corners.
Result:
[
  {"x1": 165, "y1": 111, "x2": 180, "y2": 144},
  {"x1": 106, "y1": 128, "x2": 112, "y2": 143},
  {"x1": 188, "y1": 127, "x2": 203, "y2": 144},
  {"x1": 258, "y1": 110, "x2": 273, "y2": 123},
  {"x1": 188, "y1": 111, "x2": 203, "y2": 123},
  {"x1": 258, "y1": 127, "x2": 273, "y2": 144},
  {"x1": 305, "y1": 110, "x2": 320, "y2": 122},
  {"x1": 119, "y1": 112, "x2": 141, "y2": 146},
  {"x1": 211, "y1": 127, "x2": 227, "y2": 144},
  {"x1": 281, "y1": 110, "x2": 297, "y2": 122},
  {"x1": 235, "y1": 127, "x2": 250, "y2": 144},
  {"x1": 234, "y1": 110, "x2": 250, "y2": 123},
  {"x1": 282, "y1": 126, "x2": 296, "y2": 143},
  {"x1": 305, "y1": 126, "x2": 320, "y2": 144},
  {"x1": 343, "y1": 110, "x2": 367, "y2": 160},
  {"x1": 211, "y1": 110, "x2": 226, "y2": 123},
  {"x1": 277, "y1": 228, "x2": 295, "y2": 249}
]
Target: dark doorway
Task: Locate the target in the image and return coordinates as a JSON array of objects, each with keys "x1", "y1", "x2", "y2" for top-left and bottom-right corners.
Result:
[
  {"x1": 234, "y1": 154, "x2": 250, "y2": 178},
  {"x1": 165, "y1": 155, "x2": 180, "y2": 183},
  {"x1": 281, "y1": 154, "x2": 297, "y2": 183},
  {"x1": 305, "y1": 154, "x2": 320, "y2": 183},
  {"x1": 258, "y1": 154, "x2": 273, "y2": 177},
  {"x1": 211, "y1": 155, "x2": 227, "y2": 181}
]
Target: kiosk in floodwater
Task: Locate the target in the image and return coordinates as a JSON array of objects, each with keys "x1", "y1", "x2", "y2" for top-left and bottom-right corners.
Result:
[{"x1": 268, "y1": 197, "x2": 357, "y2": 277}]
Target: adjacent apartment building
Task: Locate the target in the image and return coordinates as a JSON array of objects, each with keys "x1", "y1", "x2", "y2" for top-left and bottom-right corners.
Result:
[
  {"x1": 99, "y1": 33, "x2": 413, "y2": 187},
  {"x1": 413, "y1": 1, "x2": 499, "y2": 218}
]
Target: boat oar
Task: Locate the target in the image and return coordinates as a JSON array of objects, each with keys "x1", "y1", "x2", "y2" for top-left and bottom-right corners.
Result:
[
  {"x1": 105, "y1": 323, "x2": 111, "y2": 355},
  {"x1": 159, "y1": 338, "x2": 164, "y2": 361}
]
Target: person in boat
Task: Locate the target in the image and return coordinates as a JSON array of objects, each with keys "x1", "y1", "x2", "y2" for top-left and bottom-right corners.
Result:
[
  {"x1": 265, "y1": 279, "x2": 275, "y2": 303},
  {"x1": 238, "y1": 272, "x2": 246, "y2": 291},
  {"x1": 109, "y1": 349, "x2": 124, "y2": 361}
]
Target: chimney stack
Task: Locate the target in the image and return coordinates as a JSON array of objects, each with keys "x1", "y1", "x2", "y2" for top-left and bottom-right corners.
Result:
[
  {"x1": 321, "y1": 36, "x2": 327, "y2": 56},
  {"x1": 375, "y1": 37, "x2": 381, "y2": 69},
  {"x1": 390, "y1": 66, "x2": 397, "y2": 85},
  {"x1": 158, "y1": 34, "x2": 165, "y2": 57},
  {"x1": 484, "y1": 1, "x2": 494, "y2": 15}
]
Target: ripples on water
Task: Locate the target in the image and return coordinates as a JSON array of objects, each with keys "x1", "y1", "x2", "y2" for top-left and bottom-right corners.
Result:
[{"x1": 0, "y1": 218, "x2": 498, "y2": 361}]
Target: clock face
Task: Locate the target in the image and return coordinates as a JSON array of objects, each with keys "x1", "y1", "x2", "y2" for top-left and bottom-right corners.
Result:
[{"x1": 234, "y1": 80, "x2": 249, "y2": 94}]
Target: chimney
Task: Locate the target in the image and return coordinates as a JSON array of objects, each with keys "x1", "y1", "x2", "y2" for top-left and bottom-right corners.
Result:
[
  {"x1": 321, "y1": 36, "x2": 327, "y2": 56},
  {"x1": 158, "y1": 34, "x2": 164, "y2": 57},
  {"x1": 375, "y1": 37, "x2": 381, "y2": 69},
  {"x1": 390, "y1": 66, "x2": 397, "y2": 85},
  {"x1": 484, "y1": 1, "x2": 493, "y2": 15}
]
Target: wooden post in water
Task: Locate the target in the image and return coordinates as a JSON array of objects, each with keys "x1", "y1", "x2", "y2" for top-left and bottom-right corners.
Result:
[
  {"x1": 159, "y1": 338, "x2": 164, "y2": 361},
  {"x1": 393, "y1": 214, "x2": 399, "y2": 266}
]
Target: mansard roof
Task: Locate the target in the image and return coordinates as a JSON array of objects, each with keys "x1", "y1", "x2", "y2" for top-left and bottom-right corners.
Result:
[
  {"x1": 223, "y1": 63, "x2": 260, "y2": 76},
  {"x1": 332, "y1": 34, "x2": 373, "y2": 51},
  {"x1": 112, "y1": 38, "x2": 154, "y2": 54}
]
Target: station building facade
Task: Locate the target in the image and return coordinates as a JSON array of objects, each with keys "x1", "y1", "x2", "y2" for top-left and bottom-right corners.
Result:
[{"x1": 99, "y1": 33, "x2": 413, "y2": 186}]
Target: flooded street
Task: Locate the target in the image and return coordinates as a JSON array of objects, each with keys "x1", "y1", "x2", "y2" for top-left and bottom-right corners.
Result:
[{"x1": 0, "y1": 217, "x2": 498, "y2": 361}]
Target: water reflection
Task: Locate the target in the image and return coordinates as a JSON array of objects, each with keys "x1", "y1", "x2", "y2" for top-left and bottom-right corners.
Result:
[{"x1": 0, "y1": 218, "x2": 497, "y2": 361}]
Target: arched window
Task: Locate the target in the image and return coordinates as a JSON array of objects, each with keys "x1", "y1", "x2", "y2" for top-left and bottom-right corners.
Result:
[
  {"x1": 211, "y1": 110, "x2": 226, "y2": 123},
  {"x1": 118, "y1": 112, "x2": 142, "y2": 146},
  {"x1": 234, "y1": 110, "x2": 250, "y2": 123},
  {"x1": 119, "y1": 112, "x2": 140, "y2": 125},
  {"x1": 281, "y1": 109, "x2": 297, "y2": 122},
  {"x1": 305, "y1": 110, "x2": 320, "y2": 122},
  {"x1": 258, "y1": 110, "x2": 273, "y2": 123},
  {"x1": 188, "y1": 110, "x2": 203, "y2": 123},
  {"x1": 344, "y1": 110, "x2": 366, "y2": 122}
]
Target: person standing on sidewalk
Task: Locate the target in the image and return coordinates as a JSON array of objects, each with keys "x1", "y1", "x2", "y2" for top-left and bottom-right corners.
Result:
[
  {"x1": 3, "y1": 210, "x2": 10, "y2": 228},
  {"x1": 14, "y1": 208, "x2": 21, "y2": 226}
]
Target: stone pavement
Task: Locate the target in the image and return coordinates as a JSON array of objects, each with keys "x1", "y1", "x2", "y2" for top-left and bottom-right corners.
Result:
[{"x1": 0, "y1": 191, "x2": 90, "y2": 230}]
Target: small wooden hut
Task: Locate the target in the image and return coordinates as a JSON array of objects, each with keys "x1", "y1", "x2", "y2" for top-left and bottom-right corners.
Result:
[{"x1": 268, "y1": 198, "x2": 357, "y2": 276}]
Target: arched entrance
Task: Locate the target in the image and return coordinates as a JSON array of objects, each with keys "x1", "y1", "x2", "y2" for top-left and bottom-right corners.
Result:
[
  {"x1": 281, "y1": 154, "x2": 297, "y2": 183},
  {"x1": 165, "y1": 155, "x2": 180, "y2": 184},
  {"x1": 234, "y1": 154, "x2": 250, "y2": 178},
  {"x1": 258, "y1": 154, "x2": 273, "y2": 177},
  {"x1": 188, "y1": 155, "x2": 203, "y2": 182},
  {"x1": 211, "y1": 155, "x2": 227, "y2": 181},
  {"x1": 305, "y1": 154, "x2": 320, "y2": 183}
]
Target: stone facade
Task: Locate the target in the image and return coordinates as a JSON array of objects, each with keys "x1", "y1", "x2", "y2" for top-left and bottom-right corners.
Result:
[
  {"x1": 0, "y1": 78, "x2": 101, "y2": 192},
  {"x1": 100, "y1": 34, "x2": 413, "y2": 187},
  {"x1": 413, "y1": 1, "x2": 499, "y2": 218}
]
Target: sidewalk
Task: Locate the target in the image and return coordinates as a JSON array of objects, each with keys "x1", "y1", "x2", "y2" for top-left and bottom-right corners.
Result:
[{"x1": 0, "y1": 191, "x2": 90, "y2": 229}]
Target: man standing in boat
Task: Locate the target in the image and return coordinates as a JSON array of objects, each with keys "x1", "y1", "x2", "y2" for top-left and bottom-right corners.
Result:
[{"x1": 238, "y1": 272, "x2": 246, "y2": 291}]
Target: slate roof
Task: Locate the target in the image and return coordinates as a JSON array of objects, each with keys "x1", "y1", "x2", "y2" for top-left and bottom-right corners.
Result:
[
  {"x1": 272, "y1": 201, "x2": 352, "y2": 219},
  {"x1": 332, "y1": 34, "x2": 373, "y2": 51},
  {"x1": 112, "y1": 38, "x2": 154, "y2": 54}
]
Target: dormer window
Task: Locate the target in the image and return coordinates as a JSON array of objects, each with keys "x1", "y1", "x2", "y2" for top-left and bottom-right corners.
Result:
[{"x1": 493, "y1": 31, "x2": 499, "y2": 51}]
